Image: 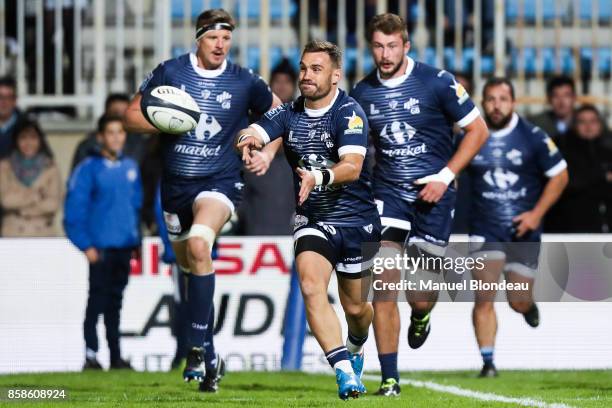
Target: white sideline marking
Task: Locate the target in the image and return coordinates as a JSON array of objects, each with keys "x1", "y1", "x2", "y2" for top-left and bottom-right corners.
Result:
[{"x1": 362, "y1": 375, "x2": 575, "y2": 408}]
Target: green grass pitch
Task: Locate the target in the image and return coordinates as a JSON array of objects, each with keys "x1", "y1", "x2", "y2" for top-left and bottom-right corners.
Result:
[{"x1": 1, "y1": 369, "x2": 611, "y2": 407}]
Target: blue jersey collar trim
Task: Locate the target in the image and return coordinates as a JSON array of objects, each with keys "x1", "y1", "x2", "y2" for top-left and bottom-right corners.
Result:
[
  {"x1": 377, "y1": 56, "x2": 414, "y2": 88},
  {"x1": 490, "y1": 112, "x2": 519, "y2": 138},
  {"x1": 189, "y1": 53, "x2": 227, "y2": 78}
]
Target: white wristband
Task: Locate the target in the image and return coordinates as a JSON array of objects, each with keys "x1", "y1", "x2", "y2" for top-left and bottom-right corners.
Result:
[
  {"x1": 414, "y1": 166, "x2": 456, "y2": 186},
  {"x1": 438, "y1": 166, "x2": 456, "y2": 186},
  {"x1": 310, "y1": 169, "x2": 335, "y2": 186},
  {"x1": 311, "y1": 169, "x2": 323, "y2": 185}
]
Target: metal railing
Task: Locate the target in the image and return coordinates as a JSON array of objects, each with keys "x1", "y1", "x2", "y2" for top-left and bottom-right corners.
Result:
[{"x1": 0, "y1": 0, "x2": 610, "y2": 125}]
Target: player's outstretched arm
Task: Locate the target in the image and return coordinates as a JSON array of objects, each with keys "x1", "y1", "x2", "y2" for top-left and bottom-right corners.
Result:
[
  {"x1": 513, "y1": 168, "x2": 568, "y2": 237},
  {"x1": 242, "y1": 93, "x2": 284, "y2": 175},
  {"x1": 124, "y1": 93, "x2": 160, "y2": 134},
  {"x1": 245, "y1": 139, "x2": 282, "y2": 176},
  {"x1": 416, "y1": 116, "x2": 489, "y2": 203},
  {"x1": 235, "y1": 127, "x2": 266, "y2": 165}
]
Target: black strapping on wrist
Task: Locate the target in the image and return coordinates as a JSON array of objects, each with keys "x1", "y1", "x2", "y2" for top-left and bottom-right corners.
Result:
[{"x1": 321, "y1": 169, "x2": 332, "y2": 185}]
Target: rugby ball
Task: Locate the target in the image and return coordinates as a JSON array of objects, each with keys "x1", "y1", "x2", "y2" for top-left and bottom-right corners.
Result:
[{"x1": 141, "y1": 85, "x2": 201, "y2": 134}]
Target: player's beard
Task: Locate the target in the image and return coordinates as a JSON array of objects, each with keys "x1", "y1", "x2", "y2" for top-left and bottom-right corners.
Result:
[
  {"x1": 485, "y1": 110, "x2": 513, "y2": 130},
  {"x1": 377, "y1": 57, "x2": 404, "y2": 79},
  {"x1": 299, "y1": 80, "x2": 332, "y2": 102}
]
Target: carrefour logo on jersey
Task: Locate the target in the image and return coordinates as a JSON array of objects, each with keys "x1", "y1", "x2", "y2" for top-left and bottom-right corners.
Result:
[
  {"x1": 380, "y1": 143, "x2": 427, "y2": 158},
  {"x1": 482, "y1": 168, "x2": 527, "y2": 200},
  {"x1": 344, "y1": 111, "x2": 364, "y2": 134},
  {"x1": 174, "y1": 143, "x2": 222, "y2": 158}
]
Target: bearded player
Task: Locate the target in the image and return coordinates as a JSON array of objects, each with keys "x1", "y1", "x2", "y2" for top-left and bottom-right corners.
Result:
[
  {"x1": 351, "y1": 13, "x2": 488, "y2": 396},
  {"x1": 124, "y1": 9, "x2": 280, "y2": 392},
  {"x1": 236, "y1": 40, "x2": 380, "y2": 400},
  {"x1": 464, "y1": 78, "x2": 568, "y2": 377}
]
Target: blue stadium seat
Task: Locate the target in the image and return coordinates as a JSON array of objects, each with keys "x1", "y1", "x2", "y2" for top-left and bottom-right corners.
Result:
[
  {"x1": 171, "y1": 0, "x2": 296, "y2": 20},
  {"x1": 171, "y1": 0, "x2": 223, "y2": 19},
  {"x1": 506, "y1": 0, "x2": 557, "y2": 22},
  {"x1": 243, "y1": 46, "x2": 301, "y2": 75},
  {"x1": 344, "y1": 48, "x2": 375, "y2": 75},
  {"x1": 579, "y1": 0, "x2": 612, "y2": 21},
  {"x1": 579, "y1": 47, "x2": 612, "y2": 74},
  {"x1": 234, "y1": 0, "x2": 298, "y2": 20}
]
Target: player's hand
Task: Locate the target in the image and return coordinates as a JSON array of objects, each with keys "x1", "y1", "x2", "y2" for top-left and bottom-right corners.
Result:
[
  {"x1": 236, "y1": 132, "x2": 263, "y2": 165},
  {"x1": 415, "y1": 181, "x2": 448, "y2": 203},
  {"x1": 513, "y1": 211, "x2": 542, "y2": 237},
  {"x1": 414, "y1": 167, "x2": 455, "y2": 203},
  {"x1": 296, "y1": 167, "x2": 315, "y2": 205},
  {"x1": 84, "y1": 247, "x2": 99, "y2": 263},
  {"x1": 246, "y1": 150, "x2": 272, "y2": 176}
]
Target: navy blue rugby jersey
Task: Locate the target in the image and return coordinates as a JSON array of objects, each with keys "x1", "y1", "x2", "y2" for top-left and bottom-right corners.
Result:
[
  {"x1": 461, "y1": 113, "x2": 567, "y2": 231},
  {"x1": 252, "y1": 89, "x2": 379, "y2": 227},
  {"x1": 139, "y1": 53, "x2": 273, "y2": 178},
  {"x1": 351, "y1": 57, "x2": 480, "y2": 202}
]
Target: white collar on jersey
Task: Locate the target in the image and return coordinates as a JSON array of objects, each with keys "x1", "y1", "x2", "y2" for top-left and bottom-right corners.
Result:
[
  {"x1": 377, "y1": 56, "x2": 415, "y2": 88},
  {"x1": 304, "y1": 88, "x2": 340, "y2": 117},
  {"x1": 490, "y1": 112, "x2": 519, "y2": 138},
  {"x1": 189, "y1": 53, "x2": 227, "y2": 78}
]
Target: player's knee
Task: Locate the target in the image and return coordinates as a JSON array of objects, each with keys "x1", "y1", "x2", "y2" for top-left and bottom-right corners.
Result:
[
  {"x1": 474, "y1": 300, "x2": 494, "y2": 314},
  {"x1": 299, "y1": 276, "x2": 327, "y2": 303},
  {"x1": 187, "y1": 236, "x2": 211, "y2": 264},
  {"x1": 186, "y1": 224, "x2": 216, "y2": 263},
  {"x1": 344, "y1": 301, "x2": 370, "y2": 320},
  {"x1": 509, "y1": 301, "x2": 531, "y2": 314}
]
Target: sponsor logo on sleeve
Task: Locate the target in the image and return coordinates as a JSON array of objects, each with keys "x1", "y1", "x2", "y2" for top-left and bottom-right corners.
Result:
[
  {"x1": 344, "y1": 111, "x2": 364, "y2": 134},
  {"x1": 544, "y1": 137, "x2": 559, "y2": 156},
  {"x1": 450, "y1": 78, "x2": 470, "y2": 105},
  {"x1": 264, "y1": 104, "x2": 285, "y2": 120}
]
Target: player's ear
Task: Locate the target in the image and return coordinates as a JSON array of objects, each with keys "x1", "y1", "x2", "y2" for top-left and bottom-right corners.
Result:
[
  {"x1": 404, "y1": 40, "x2": 411, "y2": 55},
  {"x1": 332, "y1": 67, "x2": 341, "y2": 86}
]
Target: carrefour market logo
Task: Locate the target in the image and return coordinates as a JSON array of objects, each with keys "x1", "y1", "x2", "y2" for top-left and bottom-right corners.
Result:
[{"x1": 344, "y1": 111, "x2": 364, "y2": 134}]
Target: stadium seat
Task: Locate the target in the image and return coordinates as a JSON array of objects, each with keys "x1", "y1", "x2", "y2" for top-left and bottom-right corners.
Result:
[
  {"x1": 506, "y1": 0, "x2": 557, "y2": 22},
  {"x1": 579, "y1": 0, "x2": 612, "y2": 22},
  {"x1": 234, "y1": 0, "x2": 298, "y2": 20},
  {"x1": 171, "y1": 0, "x2": 296, "y2": 20},
  {"x1": 171, "y1": 0, "x2": 223, "y2": 19}
]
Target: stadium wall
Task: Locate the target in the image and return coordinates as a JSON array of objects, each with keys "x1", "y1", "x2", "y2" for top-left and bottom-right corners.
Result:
[{"x1": 1, "y1": 236, "x2": 611, "y2": 374}]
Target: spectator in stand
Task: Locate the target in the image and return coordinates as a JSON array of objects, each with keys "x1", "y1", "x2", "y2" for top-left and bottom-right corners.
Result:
[
  {"x1": 70, "y1": 93, "x2": 147, "y2": 170},
  {"x1": 529, "y1": 76, "x2": 577, "y2": 144},
  {"x1": 238, "y1": 59, "x2": 296, "y2": 235},
  {"x1": 64, "y1": 114, "x2": 142, "y2": 371},
  {"x1": 545, "y1": 105, "x2": 612, "y2": 233},
  {"x1": 0, "y1": 77, "x2": 27, "y2": 159},
  {"x1": 0, "y1": 120, "x2": 62, "y2": 236}
]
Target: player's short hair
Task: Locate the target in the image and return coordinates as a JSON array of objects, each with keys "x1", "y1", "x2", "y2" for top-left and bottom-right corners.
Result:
[
  {"x1": 98, "y1": 114, "x2": 124, "y2": 133},
  {"x1": 0, "y1": 76, "x2": 17, "y2": 93},
  {"x1": 104, "y1": 93, "x2": 130, "y2": 111},
  {"x1": 195, "y1": 9, "x2": 235, "y2": 39},
  {"x1": 483, "y1": 77, "x2": 516, "y2": 101},
  {"x1": 546, "y1": 75, "x2": 576, "y2": 97},
  {"x1": 302, "y1": 40, "x2": 342, "y2": 68},
  {"x1": 367, "y1": 13, "x2": 409, "y2": 44}
]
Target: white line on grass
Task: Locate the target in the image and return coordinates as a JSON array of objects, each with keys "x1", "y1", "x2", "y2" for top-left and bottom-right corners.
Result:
[{"x1": 362, "y1": 375, "x2": 575, "y2": 408}]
